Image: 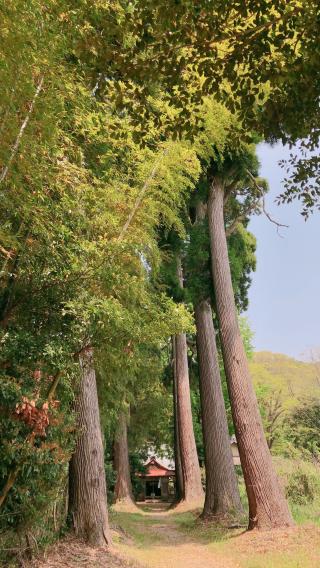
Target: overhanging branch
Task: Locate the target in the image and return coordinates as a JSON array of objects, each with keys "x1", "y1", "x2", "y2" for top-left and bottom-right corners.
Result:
[{"x1": 246, "y1": 169, "x2": 289, "y2": 235}]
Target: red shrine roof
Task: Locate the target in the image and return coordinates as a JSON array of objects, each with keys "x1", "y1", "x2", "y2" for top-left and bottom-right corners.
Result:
[{"x1": 139, "y1": 456, "x2": 175, "y2": 478}]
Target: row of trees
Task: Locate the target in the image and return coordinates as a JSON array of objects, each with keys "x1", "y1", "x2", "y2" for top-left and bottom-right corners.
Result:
[
  {"x1": 112, "y1": 140, "x2": 292, "y2": 528},
  {"x1": 0, "y1": 0, "x2": 318, "y2": 560}
]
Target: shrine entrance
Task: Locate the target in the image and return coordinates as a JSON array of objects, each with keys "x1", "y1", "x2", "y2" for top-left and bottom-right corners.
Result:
[{"x1": 145, "y1": 479, "x2": 161, "y2": 498}]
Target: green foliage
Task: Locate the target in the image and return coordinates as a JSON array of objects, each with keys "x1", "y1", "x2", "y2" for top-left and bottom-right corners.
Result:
[
  {"x1": 98, "y1": 0, "x2": 319, "y2": 213},
  {"x1": 254, "y1": 383, "x2": 288, "y2": 453},
  {"x1": 287, "y1": 400, "x2": 320, "y2": 459},
  {"x1": 129, "y1": 453, "x2": 147, "y2": 500},
  {"x1": 252, "y1": 353, "x2": 320, "y2": 460},
  {"x1": 250, "y1": 352, "x2": 320, "y2": 406},
  {"x1": 229, "y1": 227, "x2": 256, "y2": 312},
  {"x1": 275, "y1": 457, "x2": 320, "y2": 507},
  {"x1": 0, "y1": 4, "x2": 203, "y2": 556},
  {"x1": 278, "y1": 142, "x2": 320, "y2": 218},
  {"x1": 287, "y1": 464, "x2": 320, "y2": 506},
  {"x1": 104, "y1": 449, "x2": 117, "y2": 505},
  {"x1": 239, "y1": 317, "x2": 254, "y2": 359},
  {"x1": 185, "y1": 216, "x2": 212, "y2": 305}
]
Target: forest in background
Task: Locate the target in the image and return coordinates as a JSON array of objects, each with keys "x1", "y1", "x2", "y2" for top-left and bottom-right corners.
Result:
[{"x1": 0, "y1": 1, "x2": 319, "y2": 566}]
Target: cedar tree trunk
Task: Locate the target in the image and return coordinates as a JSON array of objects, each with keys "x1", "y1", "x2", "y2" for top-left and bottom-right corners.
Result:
[
  {"x1": 208, "y1": 179, "x2": 293, "y2": 530},
  {"x1": 174, "y1": 258, "x2": 203, "y2": 504},
  {"x1": 172, "y1": 336, "x2": 184, "y2": 501},
  {"x1": 68, "y1": 347, "x2": 111, "y2": 546},
  {"x1": 195, "y1": 299, "x2": 243, "y2": 520},
  {"x1": 174, "y1": 332, "x2": 204, "y2": 503},
  {"x1": 114, "y1": 412, "x2": 135, "y2": 505}
]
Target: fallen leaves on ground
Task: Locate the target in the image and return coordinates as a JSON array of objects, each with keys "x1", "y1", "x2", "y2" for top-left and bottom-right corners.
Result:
[{"x1": 31, "y1": 536, "x2": 142, "y2": 568}]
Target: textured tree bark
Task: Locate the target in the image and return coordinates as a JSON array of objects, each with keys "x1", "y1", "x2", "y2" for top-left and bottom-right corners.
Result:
[
  {"x1": 195, "y1": 299, "x2": 243, "y2": 520},
  {"x1": 172, "y1": 336, "x2": 184, "y2": 501},
  {"x1": 174, "y1": 332, "x2": 204, "y2": 503},
  {"x1": 68, "y1": 347, "x2": 111, "y2": 546},
  {"x1": 174, "y1": 257, "x2": 203, "y2": 504},
  {"x1": 207, "y1": 179, "x2": 293, "y2": 530},
  {"x1": 114, "y1": 412, "x2": 135, "y2": 505}
]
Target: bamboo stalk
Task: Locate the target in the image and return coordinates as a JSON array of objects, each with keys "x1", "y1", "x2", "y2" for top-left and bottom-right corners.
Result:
[{"x1": 0, "y1": 77, "x2": 44, "y2": 185}]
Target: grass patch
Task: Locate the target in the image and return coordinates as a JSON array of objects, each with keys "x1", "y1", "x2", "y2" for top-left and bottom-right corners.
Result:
[
  {"x1": 171, "y1": 511, "x2": 241, "y2": 544},
  {"x1": 240, "y1": 552, "x2": 315, "y2": 568},
  {"x1": 291, "y1": 500, "x2": 320, "y2": 526},
  {"x1": 110, "y1": 508, "x2": 163, "y2": 547},
  {"x1": 170, "y1": 511, "x2": 195, "y2": 529}
]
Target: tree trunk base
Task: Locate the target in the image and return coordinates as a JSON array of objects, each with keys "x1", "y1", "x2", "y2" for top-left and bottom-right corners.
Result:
[
  {"x1": 247, "y1": 515, "x2": 294, "y2": 531},
  {"x1": 113, "y1": 498, "x2": 139, "y2": 513},
  {"x1": 199, "y1": 509, "x2": 246, "y2": 528},
  {"x1": 172, "y1": 498, "x2": 204, "y2": 512},
  {"x1": 86, "y1": 527, "x2": 110, "y2": 548}
]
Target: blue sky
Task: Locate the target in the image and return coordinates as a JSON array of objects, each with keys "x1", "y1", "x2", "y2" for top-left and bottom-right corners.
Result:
[{"x1": 245, "y1": 143, "x2": 320, "y2": 360}]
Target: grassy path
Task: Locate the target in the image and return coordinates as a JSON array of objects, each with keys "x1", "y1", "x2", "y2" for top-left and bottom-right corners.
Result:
[
  {"x1": 33, "y1": 503, "x2": 320, "y2": 568},
  {"x1": 112, "y1": 503, "x2": 320, "y2": 568},
  {"x1": 114, "y1": 508, "x2": 238, "y2": 568}
]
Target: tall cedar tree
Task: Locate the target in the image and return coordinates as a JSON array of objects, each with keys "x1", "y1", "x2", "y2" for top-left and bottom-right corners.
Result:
[
  {"x1": 69, "y1": 348, "x2": 111, "y2": 545},
  {"x1": 114, "y1": 412, "x2": 136, "y2": 507},
  {"x1": 208, "y1": 176, "x2": 293, "y2": 530},
  {"x1": 193, "y1": 202, "x2": 243, "y2": 521},
  {"x1": 173, "y1": 258, "x2": 203, "y2": 505},
  {"x1": 172, "y1": 337, "x2": 184, "y2": 501}
]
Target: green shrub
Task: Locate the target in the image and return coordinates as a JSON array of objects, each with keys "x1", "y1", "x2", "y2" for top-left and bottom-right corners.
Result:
[
  {"x1": 286, "y1": 464, "x2": 320, "y2": 505},
  {"x1": 275, "y1": 457, "x2": 320, "y2": 506}
]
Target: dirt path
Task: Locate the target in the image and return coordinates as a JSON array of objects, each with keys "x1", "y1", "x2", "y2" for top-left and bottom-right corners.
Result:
[
  {"x1": 114, "y1": 505, "x2": 240, "y2": 568},
  {"x1": 113, "y1": 503, "x2": 320, "y2": 568}
]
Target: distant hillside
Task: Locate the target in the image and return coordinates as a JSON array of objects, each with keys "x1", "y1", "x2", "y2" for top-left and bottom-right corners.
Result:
[{"x1": 249, "y1": 351, "x2": 320, "y2": 406}]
